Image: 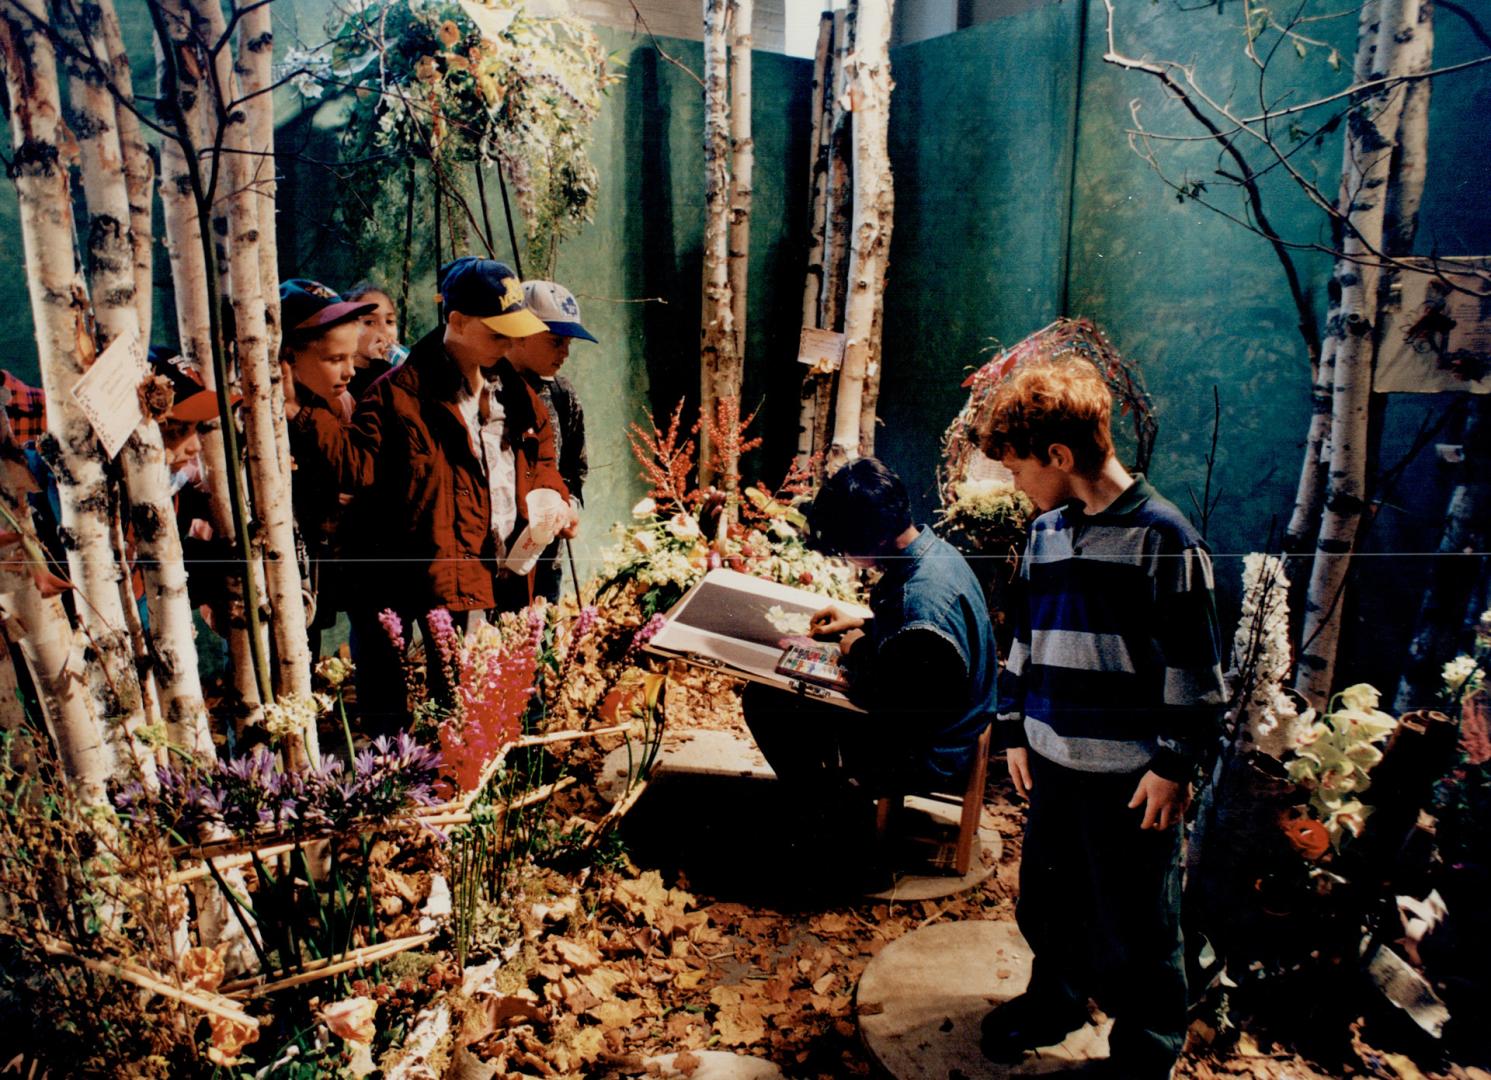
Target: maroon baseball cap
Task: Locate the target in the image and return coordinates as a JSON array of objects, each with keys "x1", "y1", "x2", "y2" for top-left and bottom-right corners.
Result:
[{"x1": 279, "y1": 279, "x2": 376, "y2": 335}]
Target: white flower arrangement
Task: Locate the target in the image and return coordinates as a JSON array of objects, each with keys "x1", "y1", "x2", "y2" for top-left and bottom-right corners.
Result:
[
  {"x1": 1443, "y1": 654, "x2": 1485, "y2": 699},
  {"x1": 937, "y1": 478, "x2": 1034, "y2": 550},
  {"x1": 1284, "y1": 683, "x2": 1398, "y2": 846},
  {"x1": 1233, "y1": 555, "x2": 1316, "y2": 759}
]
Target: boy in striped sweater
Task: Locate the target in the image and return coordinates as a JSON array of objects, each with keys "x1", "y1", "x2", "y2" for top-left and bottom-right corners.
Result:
[{"x1": 976, "y1": 358, "x2": 1225, "y2": 1079}]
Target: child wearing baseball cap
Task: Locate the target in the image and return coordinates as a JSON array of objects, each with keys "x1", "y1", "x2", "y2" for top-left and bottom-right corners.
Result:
[{"x1": 507, "y1": 280, "x2": 597, "y2": 602}]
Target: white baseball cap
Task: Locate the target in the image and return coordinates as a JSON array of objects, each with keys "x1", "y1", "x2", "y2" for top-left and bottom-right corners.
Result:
[{"x1": 521, "y1": 280, "x2": 598, "y2": 343}]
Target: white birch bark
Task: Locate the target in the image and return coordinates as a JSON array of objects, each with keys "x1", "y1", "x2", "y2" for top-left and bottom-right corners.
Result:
[
  {"x1": 699, "y1": 0, "x2": 736, "y2": 491},
  {"x1": 1384, "y1": 0, "x2": 1434, "y2": 253},
  {"x1": 796, "y1": 13, "x2": 834, "y2": 471},
  {"x1": 94, "y1": 0, "x2": 153, "y2": 346},
  {"x1": 1285, "y1": 0, "x2": 1381, "y2": 556},
  {"x1": 830, "y1": 0, "x2": 895, "y2": 463},
  {"x1": 238, "y1": 3, "x2": 289, "y2": 480},
  {"x1": 187, "y1": 0, "x2": 316, "y2": 761},
  {"x1": 1295, "y1": 0, "x2": 1422, "y2": 705},
  {"x1": 727, "y1": 0, "x2": 754, "y2": 365},
  {"x1": 154, "y1": 17, "x2": 265, "y2": 711},
  {"x1": 61, "y1": 13, "x2": 213, "y2": 760},
  {"x1": 820, "y1": 8, "x2": 852, "y2": 335},
  {"x1": 0, "y1": 0, "x2": 153, "y2": 784},
  {"x1": 0, "y1": 416, "x2": 112, "y2": 809}
]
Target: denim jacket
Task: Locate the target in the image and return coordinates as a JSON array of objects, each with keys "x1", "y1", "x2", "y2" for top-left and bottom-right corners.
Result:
[{"x1": 851, "y1": 527, "x2": 1000, "y2": 785}]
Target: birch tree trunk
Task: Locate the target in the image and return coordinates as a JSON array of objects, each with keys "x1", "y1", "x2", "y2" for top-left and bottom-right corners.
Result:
[
  {"x1": 240, "y1": 2, "x2": 280, "y2": 357},
  {"x1": 830, "y1": 0, "x2": 895, "y2": 463},
  {"x1": 820, "y1": 7, "x2": 852, "y2": 336},
  {"x1": 812, "y1": 9, "x2": 852, "y2": 475},
  {"x1": 1285, "y1": 0, "x2": 1382, "y2": 557},
  {"x1": 154, "y1": 18, "x2": 265, "y2": 711},
  {"x1": 93, "y1": 0, "x2": 153, "y2": 347},
  {"x1": 1, "y1": 0, "x2": 153, "y2": 784},
  {"x1": 0, "y1": 417, "x2": 113, "y2": 809},
  {"x1": 1295, "y1": 0, "x2": 1422, "y2": 705},
  {"x1": 238, "y1": 3, "x2": 290, "y2": 483},
  {"x1": 727, "y1": 0, "x2": 754, "y2": 366},
  {"x1": 61, "y1": 10, "x2": 213, "y2": 760},
  {"x1": 187, "y1": 0, "x2": 316, "y2": 761},
  {"x1": 860, "y1": 299, "x2": 886, "y2": 454},
  {"x1": 796, "y1": 12, "x2": 834, "y2": 472},
  {"x1": 699, "y1": 0, "x2": 736, "y2": 491}
]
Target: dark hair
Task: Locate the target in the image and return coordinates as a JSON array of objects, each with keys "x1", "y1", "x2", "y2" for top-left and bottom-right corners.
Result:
[
  {"x1": 807, "y1": 457, "x2": 912, "y2": 558},
  {"x1": 343, "y1": 280, "x2": 392, "y2": 305}
]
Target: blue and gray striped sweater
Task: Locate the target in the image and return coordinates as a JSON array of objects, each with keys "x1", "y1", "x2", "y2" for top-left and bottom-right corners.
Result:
[{"x1": 998, "y1": 477, "x2": 1226, "y2": 781}]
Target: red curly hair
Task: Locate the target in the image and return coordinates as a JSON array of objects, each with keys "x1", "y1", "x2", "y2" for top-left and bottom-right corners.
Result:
[{"x1": 976, "y1": 357, "x2": 1116, "y2": 474}]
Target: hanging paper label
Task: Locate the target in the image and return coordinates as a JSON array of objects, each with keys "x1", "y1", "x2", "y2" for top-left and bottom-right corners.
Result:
[
  {"x1": 797, "y1": 327, "x2": 846, "y2": 372},
  {"x1": 71, "y1": 329, "x2": 146, "y2": 459},
  {"x1": 1376, "y1": 258, "x2": 1491, "y2": 394}
]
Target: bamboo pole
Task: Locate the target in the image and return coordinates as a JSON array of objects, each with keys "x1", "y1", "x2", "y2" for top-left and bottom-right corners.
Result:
[
  {"x1": 0, "y1": 0, "x2": 153, "y2": 784},
  {"x1": 1296, "y1": 0, "x2": 1422, "y2": 705},
  {"x1": 221, "y1": 933, "x2": 435, "y2": 999},
  {"x1": 830, "y1": 0, "x2": 896, "y2": 464},
  {"x1": 31, "y1": 931, "x2": 262, "y2": 1028},
  {"x1": 699, "y1": 0, "x2": 736, "y2": 491}
]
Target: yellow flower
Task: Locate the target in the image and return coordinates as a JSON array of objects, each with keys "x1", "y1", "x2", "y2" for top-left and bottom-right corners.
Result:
[{"x1": 438, "y1": 19, "x2": 462, "y2": 47}]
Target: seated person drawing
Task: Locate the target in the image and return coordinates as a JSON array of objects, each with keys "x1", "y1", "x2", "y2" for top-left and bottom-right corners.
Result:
[{"x1": 742, "y1": 457, "x2": 999, "y2": 871}]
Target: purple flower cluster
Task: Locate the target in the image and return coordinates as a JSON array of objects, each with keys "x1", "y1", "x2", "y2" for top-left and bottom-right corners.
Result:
[
  {"x1": 572, "y1": 604, "x2": 599, "y2": 641},
  {"x1": 115, "y1": 734, "x2": 444, "y2": 840},
  {"x1": 426, "y1": 607, "x2": 458, "y2": 664},
  {"x1": 379, "y1": 609, "x2": 406, "y2": 653},
  {"x1": 628, "y1": 613, "x2": 668, "y2": 655}
]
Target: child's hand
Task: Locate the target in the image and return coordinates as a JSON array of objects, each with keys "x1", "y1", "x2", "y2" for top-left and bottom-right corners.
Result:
[
  {"x1": 1007, "y1": 747, "x2": 1033, "y2": 799},
  {"x1": 1127, "y1": 771, "x2": 1191, "y2": 830},
  {"x1": 809, "y1": 603, "x2": 865, "y2": 637}
]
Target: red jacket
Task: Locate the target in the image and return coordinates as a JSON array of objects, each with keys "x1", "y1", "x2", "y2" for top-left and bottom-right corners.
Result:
[{"x1": 287, "y1": 328, "x2": 568, "y2": 614}]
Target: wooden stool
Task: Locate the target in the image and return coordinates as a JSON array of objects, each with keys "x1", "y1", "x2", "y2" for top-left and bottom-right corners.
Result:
[{"x1": 875, "y1": 723, "x2": 993, "y2": 876}]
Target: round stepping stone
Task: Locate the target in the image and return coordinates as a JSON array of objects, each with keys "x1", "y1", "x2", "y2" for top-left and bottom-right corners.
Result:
[
  {"x1": 643, "y1": 1050, "x2": 785, "y2": 1079},
  {"x1": 599, "y1": 729, "x2": 775, "y2": 803},
  {"x1": 865, "y1": 796, "x2": 1001, "y2": 902},
  {"x1": 856, "y1": 920, "x2": 1111, "y2": 1078}
]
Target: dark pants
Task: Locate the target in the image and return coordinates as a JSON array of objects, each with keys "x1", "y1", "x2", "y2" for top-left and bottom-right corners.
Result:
[
  {"x1": 347, "y1": 605, "x2": 418, "y2": 737},
  {"x1": 740, "y1": 683, "x2": 941, "y2": 874},
  {"x1": 1017, "y1": 750, "x2": 1187, "y2": 1078}
]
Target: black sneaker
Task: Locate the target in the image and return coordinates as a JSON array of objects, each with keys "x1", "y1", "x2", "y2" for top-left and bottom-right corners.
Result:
[{"x1": 979, "y1": 993, "x2": 1090, "y2": 1063}]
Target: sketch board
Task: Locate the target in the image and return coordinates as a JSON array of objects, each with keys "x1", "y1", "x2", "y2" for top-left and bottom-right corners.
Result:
[{"x1": 645, "y1": 568, "x2": 871, "y2": 711}]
